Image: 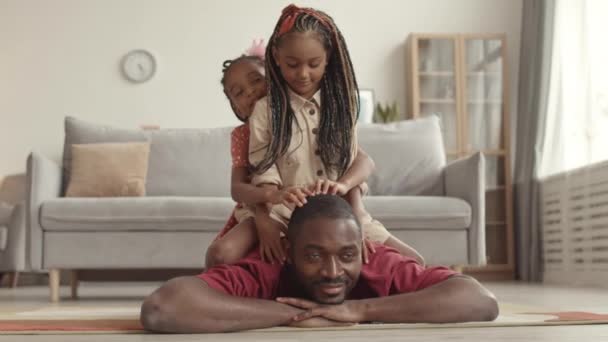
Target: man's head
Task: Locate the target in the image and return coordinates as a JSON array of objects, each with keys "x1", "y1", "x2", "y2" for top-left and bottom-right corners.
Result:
[{"x1": 286, "y1": 194, "x2": 363, "y2": 304}]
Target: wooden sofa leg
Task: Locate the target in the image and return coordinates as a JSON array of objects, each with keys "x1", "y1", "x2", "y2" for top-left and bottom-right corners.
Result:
[
  {"x1": 49, "y1": 269, "x2": 60, "y2": 302},
  {"x1": 7, "y1": 272, "x2": 19, "y2": 288},
  {"x1": 70, "y1": 270, "x2": 79, "y2": 300}
]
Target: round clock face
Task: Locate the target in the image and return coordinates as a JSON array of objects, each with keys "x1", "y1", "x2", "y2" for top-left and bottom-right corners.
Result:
[{"x1": 121, "y1": 49, "x2": 156, "y2": 83}]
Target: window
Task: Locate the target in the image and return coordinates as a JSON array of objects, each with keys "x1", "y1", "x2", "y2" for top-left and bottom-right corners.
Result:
[{"x1": 540, "y1": 0, "x2": 608, "y2": 176}]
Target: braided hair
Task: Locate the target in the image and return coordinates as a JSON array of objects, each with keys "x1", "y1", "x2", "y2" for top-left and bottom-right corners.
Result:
[
  {"x1": 221, "y1": 55, "x2": 264, "y2": 122},
  {"x1": 254, "y1": 5, "x2": 359, "y2": 177}
]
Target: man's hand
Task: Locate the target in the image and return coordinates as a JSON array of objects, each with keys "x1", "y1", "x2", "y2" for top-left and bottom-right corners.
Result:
[
  {"x1": 268, "y1": 187, "x2": 312, "y2": 207},
  {"x1": 310, "y1": 179, "x2": 350, "y2": 196},
  {"x1": 277, "y1": 297, "x2": 365, "y2": 324},
  {"x1": 254, "y1": 213, "x2": 286, "y2": 264},
  {"x1": 287, "y1": 316, "x2": 355, "y2": 328}
]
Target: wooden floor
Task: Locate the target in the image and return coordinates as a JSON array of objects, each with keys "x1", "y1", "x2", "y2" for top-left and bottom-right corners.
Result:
[{"x1": 0, "y1": 281, "x2": 607, "y2": 341}]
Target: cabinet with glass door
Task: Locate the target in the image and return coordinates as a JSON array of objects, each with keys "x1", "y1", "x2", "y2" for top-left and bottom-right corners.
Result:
[{"x1": 406, "y1": 33, "x2": 514, "y2": 280}]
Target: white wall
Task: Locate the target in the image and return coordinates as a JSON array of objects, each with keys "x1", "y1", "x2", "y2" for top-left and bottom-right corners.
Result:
[{"x1": 0, "y1": 0, "x2": 522, "y2": 176}]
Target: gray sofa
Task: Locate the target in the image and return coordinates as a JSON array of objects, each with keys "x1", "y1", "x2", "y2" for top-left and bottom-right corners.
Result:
[{"x1": 26, "y1": 116, "x2": 485, "y2": 301}]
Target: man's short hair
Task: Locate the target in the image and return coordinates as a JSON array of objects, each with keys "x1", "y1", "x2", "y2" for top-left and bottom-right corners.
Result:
[{"x1": 287, "y1": 194, "x2": 361, "y2": 242}]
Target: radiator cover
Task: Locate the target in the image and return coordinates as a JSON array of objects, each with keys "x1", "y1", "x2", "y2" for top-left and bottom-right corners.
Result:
[{"x1": 541, "y1": 161, "x2": 608, "y2": 286}]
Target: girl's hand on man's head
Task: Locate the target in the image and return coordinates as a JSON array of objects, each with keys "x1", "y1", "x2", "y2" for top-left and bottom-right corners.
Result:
[
  {"x1": 269, "y1": 187, "x2": 313, "y2": 207},
  {"x1": 310, "y1": 179, "x2": 350, "y2": 196}
]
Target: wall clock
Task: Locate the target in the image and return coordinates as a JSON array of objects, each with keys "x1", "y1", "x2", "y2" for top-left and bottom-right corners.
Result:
[{"x1": 121, "y1": 49, "x2": 157, "y2": 83}]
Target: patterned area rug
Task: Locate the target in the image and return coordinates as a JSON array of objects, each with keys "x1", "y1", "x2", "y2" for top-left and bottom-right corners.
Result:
[{"x1": 1, "y1": 303, "x2": 607, "y2": 334}]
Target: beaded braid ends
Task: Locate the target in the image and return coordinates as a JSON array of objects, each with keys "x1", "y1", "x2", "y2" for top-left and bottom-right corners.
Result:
[{"x1": 254, "y1": 4, "x2": 360, "y2": 178}]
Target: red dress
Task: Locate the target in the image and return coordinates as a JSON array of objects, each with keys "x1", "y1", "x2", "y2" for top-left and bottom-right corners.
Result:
[{"x1": 214, "y1": 124, "x2": 250, "y2": 241}]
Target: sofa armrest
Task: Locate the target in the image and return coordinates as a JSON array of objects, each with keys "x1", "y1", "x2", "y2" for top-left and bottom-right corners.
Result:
[
  {"x1": 444, "y1": 152, "x2": 486, "y2": 265},
  {"x1": 0, "y1": 203, "x2": 27, "y2": 271},
  {"x1": 26, "y1": 152, "x2": 62, "y2": 270}
]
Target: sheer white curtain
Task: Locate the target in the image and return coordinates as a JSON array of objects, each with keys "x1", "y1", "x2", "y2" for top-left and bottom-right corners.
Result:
[{"x1": 540, "y1": 0, "x2": 608, "y2": 177}]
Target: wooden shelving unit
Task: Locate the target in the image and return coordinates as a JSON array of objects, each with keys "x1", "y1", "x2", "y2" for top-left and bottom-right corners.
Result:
[{"x1": 406, "y1": 33, "x2": 514, "y2": 280}]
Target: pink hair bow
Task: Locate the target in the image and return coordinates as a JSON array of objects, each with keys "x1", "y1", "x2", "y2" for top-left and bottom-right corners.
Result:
[{"x1": 245, "y1": 38, "x2": 266, "y2": 60}]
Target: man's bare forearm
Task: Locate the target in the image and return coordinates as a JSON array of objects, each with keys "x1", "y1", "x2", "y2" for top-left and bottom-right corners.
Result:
[
  {"x1": 356, "y1": 276, "x2": 498, "y2": 323},
  {"x1": 141, "y1": 278, "x2": 303, "y2": 333},
  {"x1": 190, "y1": 285, "x2": 302, "y2": 332}
]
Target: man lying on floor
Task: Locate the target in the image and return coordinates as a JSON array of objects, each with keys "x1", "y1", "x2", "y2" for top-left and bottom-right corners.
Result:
[{"x1": 140, "y1": 194, "x2": 499, "y2": 333}]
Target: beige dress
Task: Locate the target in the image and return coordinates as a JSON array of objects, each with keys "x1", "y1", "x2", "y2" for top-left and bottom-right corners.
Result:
[{"x1": 249, "y1": 90, "x2": 390, "y2": 242}]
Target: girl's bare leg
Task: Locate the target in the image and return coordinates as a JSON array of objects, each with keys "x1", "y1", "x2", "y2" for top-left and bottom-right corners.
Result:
[
  {"x1": 343, "y1": 187, "x2": 425, "y2": 265},
  {"x1": 383, "y1": 235, "x2": 425, "y2": 265},
  {"x1": 205, "y1": 217, "x2": 257, "y2": 269}
]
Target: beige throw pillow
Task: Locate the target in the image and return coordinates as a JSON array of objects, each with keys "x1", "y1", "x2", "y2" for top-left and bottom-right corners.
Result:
[{"x1": 66, "y1": 142, "x2": 151, "y2": 197}]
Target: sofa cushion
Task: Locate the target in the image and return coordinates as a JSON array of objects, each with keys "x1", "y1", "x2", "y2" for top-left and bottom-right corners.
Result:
[
  {"x1": 63, "y1": 117, "x2": 148, "y2": 194},
  {"x1": 40, "y1": 196, "x2": 469, "y2": 233},
  {"x1": 363, "y1": 196, "x2": 471, "y2": 229},
  {"x1": 145, "y1": 128, "x2": 232, "y2": 197},
  {"x1": 63, "y1": 117, "x2": 233, "y2": 197},
  {"x1": 357, "y1": 117, "x2": 446, "y2": 196},
  {"x1": 66, "y1": 142, "x2": 151, "y2": 197},
  {"x1": 40, "y1": 197, "x2": 234, "y2": 232}
]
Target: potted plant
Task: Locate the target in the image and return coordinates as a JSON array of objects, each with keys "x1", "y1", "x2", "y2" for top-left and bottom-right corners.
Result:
[{"x1": 374, "y1": 101, "x2": 400, "y2": 123}]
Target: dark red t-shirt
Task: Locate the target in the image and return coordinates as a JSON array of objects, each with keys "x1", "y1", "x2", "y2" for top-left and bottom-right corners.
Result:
[{"x1": 198, "y1": 244, "x2": 457, "y2": 299}]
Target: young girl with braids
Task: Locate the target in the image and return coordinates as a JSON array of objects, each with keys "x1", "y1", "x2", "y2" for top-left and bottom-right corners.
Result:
[
  {"x1": 248, "y1": 4, "x2": 424, "y2": 265},
  {"x1": 206, "y1": 40, "x2": 379, "y2": 267}
]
